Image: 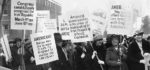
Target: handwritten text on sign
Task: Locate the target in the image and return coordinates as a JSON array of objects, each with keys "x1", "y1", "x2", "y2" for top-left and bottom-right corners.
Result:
[
  {"x1": 69, "y1": 14, "x2": 92, "y2": 42},
  {"x1": 31, "y1": 33, "x2": 58, "y2": 65},
  {"x1": 11, "y1": 0, "x2": 36, "y2": 30},
  {"x1": 110, "y1": 5, "x2": 126, "y2": 28},
  {"x1": 59, "y1": 16, "x2": 71, "y2": 40}
]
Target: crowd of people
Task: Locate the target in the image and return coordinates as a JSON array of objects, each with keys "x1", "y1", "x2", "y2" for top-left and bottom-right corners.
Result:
[{"x1": 0, "y1": 31, "x2": 150, "y2": 70}]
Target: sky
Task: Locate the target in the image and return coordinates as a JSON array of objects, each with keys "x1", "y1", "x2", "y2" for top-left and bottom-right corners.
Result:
[
  {"x1": 53, "y1": 0, "x2": 110, "y2": 14},
  {"x1": 53, "y1": 0, "x2": 150, "y2": 16}
]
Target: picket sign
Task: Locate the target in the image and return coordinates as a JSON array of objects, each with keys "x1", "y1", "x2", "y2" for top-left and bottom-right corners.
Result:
[
  {"x1": 11, "y1": 0, "x2": 36, "y2": 31},
  {"x1": 58, "y1": 15, "x2": 71, "y2": 40},
  {"x1": 90, "y1": 10, "x2": 107, "y2": 36},
  {"x1": 107, "y1": 3, "x2": 134, "y2": 36},
  {"x1": 66, "y1": 10, "x2": 93, "y2": 43},
  {"x1": 144, "y1": 54, "x2": 150, "y2": 70},
  {"x1": 0, "y1": 35, "x2": 12, "y2": 62},
  {"x1": 30, "y1": 32, "x2": 59, "y2": 65},
  {"x1": 0, "y1": 66, "x2": 11, "y2": 70},
  {"x1": 36, "y1": 10, "x2": 50, "y2": 33}
]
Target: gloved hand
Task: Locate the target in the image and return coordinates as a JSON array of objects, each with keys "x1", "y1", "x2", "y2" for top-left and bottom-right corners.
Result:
[
  {"x1": 30, "y1": 56, "x2": 35, "y2": 63},
  {"x1": 144, "y1": 53, "x2": 150, "y2": 57},
  {"x1": 140, "y1": 59, "x2": 146, "y2": 64},
  {"x1": 92, "y1": 51, "x2": 97, "y2": 59},
  {"x1": 98, "y1": 59, "x2": 104, "y2": 64},
  {"x1": 81, "y1": 53, "x2": 85, "y2": 59}
]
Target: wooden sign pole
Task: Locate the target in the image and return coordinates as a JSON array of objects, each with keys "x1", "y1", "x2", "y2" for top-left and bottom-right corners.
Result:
[{"x1": 20, "y1": 29, "x2": 26, "y2": 70}]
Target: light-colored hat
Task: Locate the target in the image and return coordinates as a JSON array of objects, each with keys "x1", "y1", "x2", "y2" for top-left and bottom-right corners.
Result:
[
  {"x1": 134, "y1": 30, "x2": 144, "y2": 36},
  {"x1": 94, "y1": 35, "x2": 103, "y2": 41}
]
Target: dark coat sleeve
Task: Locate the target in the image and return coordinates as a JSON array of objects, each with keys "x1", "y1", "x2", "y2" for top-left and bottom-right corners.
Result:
[
  {"x1": 11, "y1": 47, "x2": 21, "y2": 67},
  {"x1": 121, "y1": 46, "x2": 127, "y2": 61},
  {"x1": 127, "y1": 43, "x2": 141, "y2": 63},
  {"x1": 105, "y1": 48, "x2": 120, "y2": 66},
  {"x1": 142, "y1": 40, "x2": 150, "y2": 53}
]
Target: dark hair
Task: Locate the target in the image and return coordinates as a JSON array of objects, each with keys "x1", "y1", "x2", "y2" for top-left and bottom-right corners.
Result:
[
  {"x1": 14, "y1": 38, "x2": 22, "y2": 43},
  {"x1": 111, "y1": 35, "x2": 119, "y2": 42},
  {"x1": 62, "y1": 40, "x2": 69, "y2": 48},
  {"x1": 54, "y1": 33, "x2": 62, "y2": 43},
  {"x1": 9, "y1": 41, "x2": 14, "y2": 44}
]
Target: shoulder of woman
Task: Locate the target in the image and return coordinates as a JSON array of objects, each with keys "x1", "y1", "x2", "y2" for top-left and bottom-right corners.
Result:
[{"x1": 107, "y1": 47, "x2": 114, "y2": 51}]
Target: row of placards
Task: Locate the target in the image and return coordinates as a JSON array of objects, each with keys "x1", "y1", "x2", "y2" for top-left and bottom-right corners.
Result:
[
  {"x1": 10, "y1": 0, "x2": 135, "y2": 36},
  {"x1": 11, "y1": 0, "x2": 57, "y2": 33},
  {"x1": 10, "y1": 0, "x2": 134, "y2": 36},
  {"x1": 7, "y1": 0, "x2": 135, "y2": 66}
]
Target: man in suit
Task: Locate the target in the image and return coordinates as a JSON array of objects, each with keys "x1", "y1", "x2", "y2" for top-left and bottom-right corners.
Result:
[
  {"x1": 51, "y1": 33, "x2": 71, "y2": 70},
  {"x1": 127, "y1": 31, "x2": 150, "y2": 70}
]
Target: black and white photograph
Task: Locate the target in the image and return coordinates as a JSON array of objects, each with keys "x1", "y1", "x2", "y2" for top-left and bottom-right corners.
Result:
[{"x1": 0, "y1": 0, "x2": 150, "y2": 70}]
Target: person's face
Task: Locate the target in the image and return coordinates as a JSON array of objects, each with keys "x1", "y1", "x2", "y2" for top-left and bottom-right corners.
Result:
[
  {"x1": 135, "y1": 35, "x2": 143, "y2": 42},
  {"x1": 9, "y1": 43, "x2": 14, "y2": 47},
  {"x1": 56, "y1": 41, "x2": 63, "y2": 47},
  {"x1": 16, "y1": 41, "x2": 21, "y2": 47},
  {"x1": 112, "y1": 39, "x2": 119, "y2": 46},
  {"x1": 82, "y1": 42, "x2": 87, "y2": 46},
  {"x1": 96, "y1": 40, "x2": 103, "y2": 46}
]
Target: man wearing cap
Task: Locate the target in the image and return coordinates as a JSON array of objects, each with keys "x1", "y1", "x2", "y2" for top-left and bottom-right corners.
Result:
[{"x1": 127, "y1": 31, "x2": 150, "y2": 70}]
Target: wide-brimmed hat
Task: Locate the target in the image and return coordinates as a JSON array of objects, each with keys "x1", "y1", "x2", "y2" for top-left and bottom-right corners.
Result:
[
  {"x1": 134, "y1": 30, "x2": 144, "y2": 36},
  {"x1": 14, "y1": 38, "x2": 22, "y2": 43},
  {"x1": 94, "y1": 35, "x2": 103, "y2": 41}
]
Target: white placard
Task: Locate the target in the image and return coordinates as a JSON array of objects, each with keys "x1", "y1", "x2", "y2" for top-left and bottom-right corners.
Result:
[
  {"x1": 0, "y1": 35, "x2": 12, "y2": 62},
  {"x1": 30, "y1": 32, "x2": 58, "y2": 65},
  {"x1": 67, "y1": 10, "x2": 93, "y2": 42},
  {"x1": 36, "y1": 10, "x2": 50, "y2": 33},
  {"x1": 144, "y1": 54, "x2": 150, "y2": 70},
  {"x1": 59, "y1": 16, "x2": 71, "y2": 40},
  {"x1": 0, "y1": 66, "x2": 11, "y2": 70},
  {"x1": 37, "y1": 19, "x2": 57, "y2": 33},
  {"x1": 107, "y1": 4, "x2": 134, "y2": 35},
  {"x1": 11, "y1": 0, "x2": 36, "y2": 30},
  {"x1": 36, "y1": 10, "x2": 50, "y2": 19},
  {"x1": 90, "y1": 10, "x2": 107, "y2": 36}
]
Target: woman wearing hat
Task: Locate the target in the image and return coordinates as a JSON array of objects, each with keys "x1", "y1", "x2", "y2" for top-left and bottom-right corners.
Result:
[
  {"x1": 127, "y1": 31, "x2": 150, "y2": 70},
  {"x1": 92, "y1": 35, "x2": 106, "y2": 70},
  {"x1": 105, "y1": 35, "x2": 128, "y2": 70}
]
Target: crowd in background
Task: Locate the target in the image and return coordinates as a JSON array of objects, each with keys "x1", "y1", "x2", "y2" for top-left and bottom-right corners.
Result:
[{"x1": 0, "y1": 31, "x2": 150, "y2": 70}]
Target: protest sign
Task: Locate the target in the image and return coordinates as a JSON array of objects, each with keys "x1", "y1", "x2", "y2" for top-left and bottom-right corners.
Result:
[
  {"x1": 67, "y1": 10, "x2": 93, "y2": 42},
  {"x1": 36, "y1": 10, "x2": 50, "y2": 33},
  {"x1": 0, "y1": 35, "x2": 12, "y2": 62},
  {"x1": 107, "y1": 4, "x2": 134, "y2": 35},
  {"x1": 0, "y1": 66, "x2": 11, "y2": 70},
  {"x1": 144, "y1": 54, "x2": 150, "y2": 70},
  {"x1": 90, "y1": 10, "x2": 107, "y2": 36},
  {"x1": 36, "y1": 10, "x2": 50, "y2": 19},
  {"x1": 11, "y1": 0, "x2": 36, "y2": 30},
  {"x1": 30, "y1": 33, "x2": 58, "y2": 65},
  {"x1": 58, "y1": 16, "x2": 71, "y2": 40},
  {"x1": 37, "y1": 19, "x2": 57, "y2": 33}
]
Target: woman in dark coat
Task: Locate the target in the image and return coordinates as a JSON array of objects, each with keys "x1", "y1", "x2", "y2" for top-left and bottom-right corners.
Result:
[
  {"x1": 92, "y1": 37, "x2": 106, "y2": 70},
  {"x1": 127, "y1": 31, "x2": 150, "y2": 70},
  {"x1": 105, "y1": 36, "x2": 128, "y2": 70}
]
